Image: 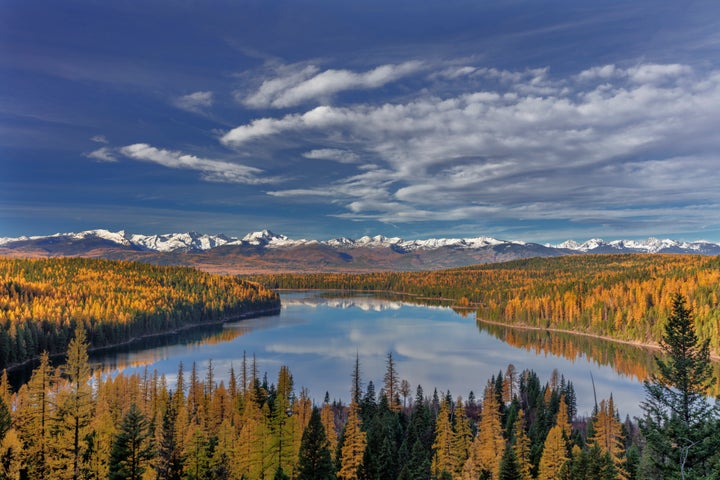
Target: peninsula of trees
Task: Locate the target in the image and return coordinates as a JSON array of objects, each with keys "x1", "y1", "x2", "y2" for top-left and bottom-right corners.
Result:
[
  {"x1": 0, "y1": 258, "x2": 280, "y2": 370},
  {"x1": 254, "y1": 254, "x2": 720, "y2": 355}
]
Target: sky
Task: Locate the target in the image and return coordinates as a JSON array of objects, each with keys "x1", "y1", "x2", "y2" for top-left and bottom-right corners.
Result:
[{"x1": 2, "y1": 0, "x2": 720, "y2": 244}]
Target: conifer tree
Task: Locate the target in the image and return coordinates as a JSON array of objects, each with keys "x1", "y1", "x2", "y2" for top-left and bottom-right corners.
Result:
[
  {"x1": 109, "y1": 403, "x2": 155, "y2": 480},
  {"x1": 639, "y1": 293, "x2": 720, "y2": 479},
  {"x1": 297, "y1": 406, "x2": 336, "y2": 480},
  {"x1": 452, "y1": 397, "x2": 473, "y2": 476},
  {"x1": 466, "y1": 381, "x2": 505, "y2": 479},
  {"x1": 431, "y1": 397, "x2": 456, "y2": 478},
  {"x1": 499, "y1": 445, "x2": 522, "y2": 480},
  {"x1": 15, "y1": 351, "x2": 54, "y2": 479},
  {"x1": 0, "y1": 396, "x2": 9, "y2": 443},
  {"x1": 512, "y1": 409, "x2": 533, "y2": 480},
  {"x1": 338, "y1": 400, "x2": 366, "y2": 480},
  {"x1": 537, "y1": 425, "x2": 568, "y2": 480},
  {"x1": 321, "y1": 396, "x2": 339, "y2": 460},
  {"x1": 156, "y1": 393, "x2": 183, "y2": 480},
  {"x1": 384, "y1": 352, "x2": 401, "y2": 412},
  {"x1": 590, "y1": 396, "x2": 627, "y2": 480},
  {"x1": 50, "y1": 326, "x2": 93, "y2": 480}
]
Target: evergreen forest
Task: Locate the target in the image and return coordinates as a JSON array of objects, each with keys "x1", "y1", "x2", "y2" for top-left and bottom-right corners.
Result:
[{"x1": 0, "y1": 258, "x2": 280, "y2": 370}]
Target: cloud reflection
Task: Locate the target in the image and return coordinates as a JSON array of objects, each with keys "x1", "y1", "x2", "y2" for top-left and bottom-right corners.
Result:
[{"x1": 89, "y1": 292, "x2": 652, "y2": 417}]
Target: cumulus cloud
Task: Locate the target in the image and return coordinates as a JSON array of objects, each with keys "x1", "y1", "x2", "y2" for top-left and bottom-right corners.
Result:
[
  {"x1": 86, "y1": 147, "x2": 117, "y2": 162},
  {"x1": 173, "y1": 91, "x2": 214, "y2": 113},
  {"x1": 91, "y1": 135, "x2": 109, "y2": 144},
  {"x1": 242, "y1": 61, "x2": 423, "y2": 108},
  {"x1": 225, "y1": 62, "x2": 720, "y2": 233},
  {"x1": 120, "y1": 143, "x2": 276, "y2": 184}
]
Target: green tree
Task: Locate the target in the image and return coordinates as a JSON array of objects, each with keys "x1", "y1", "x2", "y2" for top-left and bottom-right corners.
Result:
[
  {"x1": 108, "y1": 403, "x2": 155, "y2": 480},
  {"x1": 297, "y1": 406, "x2": 336, "y2": 480},
  {"x1": 0, "y1": 397, "x2": 9, "y2": 443},
  {"x1": 156, "y1": 393, "x2": 183, "y2": 480},
  {"x1": 639, "y1": 293, "x2": 720, "y2": 479},
  {"x1": 499, "y1": 446, "x2": 522, "y2": 480}
]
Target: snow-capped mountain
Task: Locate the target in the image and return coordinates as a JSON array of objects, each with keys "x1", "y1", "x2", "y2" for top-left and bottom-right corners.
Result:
[
  {"x1": 2, "y1": 229, "x2": 719, "y2": 274},
  {"x1": 551, "y1": 237, "x2": 720, "y2": 255},
  {"x1": 2, "y1": 229, "x2": 719, "y2": 255}
]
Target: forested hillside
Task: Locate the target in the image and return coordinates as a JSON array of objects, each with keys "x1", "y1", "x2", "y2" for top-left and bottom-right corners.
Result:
[
  {"x1": 0, "y1": 258, "x2": 280, "y2": 370},
  {"x1": 254, "y1": 254, "x2": 720, "y2": 355}
]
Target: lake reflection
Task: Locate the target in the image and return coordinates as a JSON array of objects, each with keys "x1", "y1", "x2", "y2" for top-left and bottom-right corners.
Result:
[{"x1": 90, "y1": 291, "x2": 656, "y2": 418}]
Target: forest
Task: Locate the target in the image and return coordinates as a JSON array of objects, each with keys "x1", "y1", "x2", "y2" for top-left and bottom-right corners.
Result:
[
  {"x1": 0, "y1": 258, "x2": 280, "y2": 370},
  {"x1": 0, "y1": 293, "x2": 717, "y2": 479},
  {"x1": 252, "y1": 254, "x2": 720, "y2": 356}
]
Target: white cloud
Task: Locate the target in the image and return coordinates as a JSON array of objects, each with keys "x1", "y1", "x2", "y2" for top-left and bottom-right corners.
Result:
[
  {"x1": 223, "y1": 62, "x2": 720, "y2": 230},
  {"x1": 120, "y1": 143, "x2": 276, "y2": 184},
  {"x1": 173, "y1": 91, "x2": 214, "y2": 113},
  {"x1": 242, "y1": 61, "x2": 423, "y2": 108},
  {"x1": 86, "y1": 147, "x2": 117, "y2": 162},
  {"x1": 302, "y1": 148, "x2": 360, "y2": 164},
  {"x1": 91, "y1": 135, "x2": 109, "y2": 144}
]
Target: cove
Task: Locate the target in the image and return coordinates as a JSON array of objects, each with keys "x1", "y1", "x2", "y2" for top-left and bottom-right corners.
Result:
[{"x1": 85, "y1": 291, "x2": 680, "y2": 418}]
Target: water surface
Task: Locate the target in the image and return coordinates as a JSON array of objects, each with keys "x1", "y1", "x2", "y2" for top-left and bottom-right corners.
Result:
[{"x1": 89, "y1": 291, "x2": 659, "y2": 418}]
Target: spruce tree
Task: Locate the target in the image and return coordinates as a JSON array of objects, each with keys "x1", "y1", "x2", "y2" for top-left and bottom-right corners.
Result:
[
  {"x1": 499, "y1": 446, "x2": 522, "y2": 480},
  {"x1": 297, "y1": 406, "x2": 336, "y2": 480},
  {"x1": 108, "y1": 403, "x2": 155, "y2": 480},
  {"x1": 639, "y1": 293, "x2": 720, "y2": 479}
]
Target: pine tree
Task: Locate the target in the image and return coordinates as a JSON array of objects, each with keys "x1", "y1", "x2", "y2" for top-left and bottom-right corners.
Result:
[
  {"x1": 467, "y1": 381, "x2": 505, "y2": 479},
  {"x1": 15, "y1": 351, "x2": 54, "y2": 479},
  {"x1": 537, "y1": 425, "x2": 568, "y2": 480},
  {"x1": 431, "y1": 397, "x2": 456, "y2": 477},
  {"x1": 108, "y1": 403, "x2": 155, "y2": 480},
  {"x1": 297, "y1": 406, "x2": 336, "y2": 480},
  {"x1": 512, "y1": 409, "x2": 533, "y2": 480},
  {"x1": 50, "y1": 326, "x2": 93, "y2": 480},
  {"x1": 156, "y1": 393, "x2": 183, "y2": 480},
  {"x1": 384, "y1": 352, "x2": 401, "y2": 412},
  {"x1": 338, "y1": 400, "x2": 366, "y2": 480},
  {"x1": 499, "y1": 446, "x2": 522, "y2": 480},
  {"x1": 590, "y1": 396, "x2": 627, "y2": 480},
  {"x1": 639, "y1": 293, "x2": 720, "y2": 479},
  {"x1": 321, "y1": 397, "x2": 339, "y2": 461},
  {"x1": 0, "y1": 396, "x2": 9, "y2": 443}
]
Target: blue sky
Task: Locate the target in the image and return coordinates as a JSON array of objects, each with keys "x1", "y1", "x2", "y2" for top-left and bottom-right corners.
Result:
[{"x1": 2, "y1": 0, "x2": 720, "y2": 243}]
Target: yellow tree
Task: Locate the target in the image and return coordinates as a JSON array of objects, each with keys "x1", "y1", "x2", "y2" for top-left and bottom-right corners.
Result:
[
  {"x1": 320, "y1": 398, "x2": 338, "y2": 460},
  {"x1": 475, "y1": 381, "x2": 505, "y2": 478},
  {"x1": 537, "y1": 425, "x2": 568, "y2": 480},
  {"x1": 513, "y1": 409, "x2": 533, "y2": 480},
  {"x1": 338, "y1": 400, "x2": 366, "y2": 480},
  {"x1": 451, "y1": 397, "x2": 473, "y2": 477},
  {"x1": 49, "y1": 327, "x2": 94, "y2": 480},
  {"x1": 590, "y1": 396, "x2": 628, "y2": 480},
  {"x1": 431, "y1": 397, "x2": 455, "y2": 478},
  {"x1": 14, "y1": 351, "x2": 54, "y2": 479}
]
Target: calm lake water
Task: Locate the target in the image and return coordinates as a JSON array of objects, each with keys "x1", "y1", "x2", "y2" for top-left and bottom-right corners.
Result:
[{"x1": 88, "y1": 291, "x2": 661, "y2": 418}]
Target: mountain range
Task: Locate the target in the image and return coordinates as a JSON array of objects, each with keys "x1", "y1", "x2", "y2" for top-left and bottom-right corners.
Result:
[{"x1": 1, "y1": 229, "x2": 719, "y2": 274}]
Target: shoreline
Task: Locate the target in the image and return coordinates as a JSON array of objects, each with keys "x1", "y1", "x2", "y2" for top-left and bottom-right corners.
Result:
[
  {"x1": 3, "y1": 305, "x2": 281, "y2": 373},
  {"x1": 276, "y1": 288, "x2": 720, "y2": 362}
]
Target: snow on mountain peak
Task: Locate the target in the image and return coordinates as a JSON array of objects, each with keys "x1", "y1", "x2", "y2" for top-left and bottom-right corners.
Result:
[{"x1": 2, "y1": 229, "x2": 720, "y2": 255}]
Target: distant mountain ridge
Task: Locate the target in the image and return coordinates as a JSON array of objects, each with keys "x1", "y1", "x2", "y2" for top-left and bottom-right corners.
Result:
[{"x1": 1, "y1": 229, "x2": 719, "y2": 274}]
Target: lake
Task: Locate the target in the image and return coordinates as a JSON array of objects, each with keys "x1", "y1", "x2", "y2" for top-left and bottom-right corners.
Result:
[{"x1": 87, "y1": 291, "x2": 667, "y2": 418}]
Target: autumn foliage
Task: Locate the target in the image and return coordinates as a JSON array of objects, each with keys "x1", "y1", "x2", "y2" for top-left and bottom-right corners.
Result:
[
  {"x1": 254, "y1": 254, "x2": 720, "y2": 355},
  {"x1": 0, "y1": 258, "x2": 279, "y2": 370}
]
